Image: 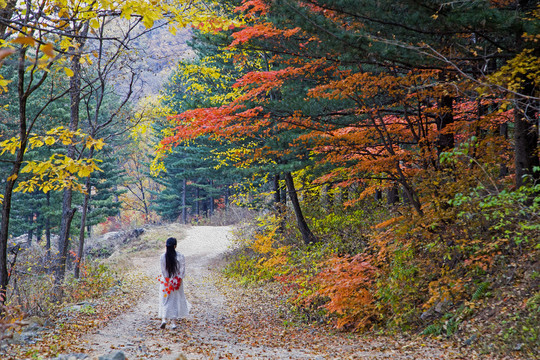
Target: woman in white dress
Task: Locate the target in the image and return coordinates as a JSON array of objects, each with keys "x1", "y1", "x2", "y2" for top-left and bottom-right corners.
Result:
[{"x1": 158, "y1": 237, "x2": 191, "y2": 329}]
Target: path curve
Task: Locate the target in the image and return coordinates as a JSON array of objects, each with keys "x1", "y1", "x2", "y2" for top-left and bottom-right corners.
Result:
[{"x1": 81, "y1": 226, "x2": 466, "y2": 360}]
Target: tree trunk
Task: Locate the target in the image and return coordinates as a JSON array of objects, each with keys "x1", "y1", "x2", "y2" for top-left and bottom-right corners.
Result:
[
  {"x1": 56, "y1": 192, "x2": 77, "y2": 285},
  {"x1": 225, "y1": 186, "x2": 230, "y2": 210},
  {"x1": 36, "y1": 211, "x2": 43, "y2": 244},
  {"x1": 209, "y1": 180, "x2": 214, "y2": 217},
  {"x1": 181, "y1": 179, "x2": 187, "y2": 224},
  {"x1": 27, "y1": 214, "x2": 34, "y2": 246},
  {"x1": 56, "y1": 29, "x2": 86, "y2": 286},
  {"x1": 514, "y1": 91, "x2": 540, "y2": 188},
  {"x1": 273, "y1": 174, "x2": 281, "y2": 205},
  {"x1": 436, "y1": 95, "x2": 455, "y2": 160},
  {"x1": 45, "y1": 192, "x2": 51, "y2": 260},
  {"x1": 284, "y1": 172, "x2": 316, "y2": 245},
  {"x1": 386, "y1": 185, "x2": 399, "y2": 205},
  {"x1": 75, "y1": 176, "x2": 92, "y2": 279},
  {"x1": 202, "y1": 199, "x2": 208, "y2": 218},
  {"x1": 1, "y1": 49, "x2": 30, "y2": 304},
  {"x1": 195, "y1": 187, "x2": 200, "y2": 218},
  {"x1": 0, "y1": 0, "x2": 16, "y2": 39},
  {"x1": 375, "y1": 189, "x2": 382, "y2": 202}
]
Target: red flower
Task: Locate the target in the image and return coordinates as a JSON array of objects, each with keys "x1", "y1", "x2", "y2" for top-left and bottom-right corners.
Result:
[{"x1": 158, "y1": 275, "x2": 182, "y2": 293}]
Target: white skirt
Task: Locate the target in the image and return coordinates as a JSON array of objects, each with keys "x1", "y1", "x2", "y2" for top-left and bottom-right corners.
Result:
[{"x1": 158, "y1": 281, "x2": 191, "y2": 319}]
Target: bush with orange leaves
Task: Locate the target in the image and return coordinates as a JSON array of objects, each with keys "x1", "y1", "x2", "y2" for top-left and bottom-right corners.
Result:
[{"x1": 309, "y1": 254, "x2": 379, "y2": 331}]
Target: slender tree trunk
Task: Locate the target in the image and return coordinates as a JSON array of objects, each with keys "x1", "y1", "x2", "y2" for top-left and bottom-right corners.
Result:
[
  {"x1": 202, "y1": 200, "x2": 207, "y2": 218},
  {"x1": 514, "y1": 90, "x2": 539, "y2": 187},
  {"x1": 499, "y1": 122, "x2": 509, "y2": 178},
  {"x1": 284, "y1": 172, "x2": 316, "y2": 245},
  {"x1": 45, "y1": 192, "x2": 51, "y2": 260},
  {"x1": 386, "y1": 185, "x2": 399, "y2": 205},
  {"x1": 436, "y1": 95, "x2": 455, "y2": 160},
  {"x1": 0, "y1": 0, "x2": 16, "y2": 40},
  {"x1": 273, "y1": 174, "x2": 281, "y2": 205},
  {"x1": 56, "y1": 29, "x2": 86, "y2": 286},
  {"x1": 280, "y1": 180, "x2": 287, "y2": 206},
  {"x1": 225, "y1": 186, "x2": 230, "y2": 210},
  {"x1": 195, "y1": 187, "x2": 200, "y2": 218},
  {"x1": 0, "y1": 50, "x2": 30, "y2": 304},
  {"x1": 209, "y1": 180, "x2": 214, "y2": 217},
  {"x1": 375, "y1": 189, "x2": 382, "y2": 202},
  {"x1": 512, "y1": 0, "x2": 540, "y2": 188},
  {"x1": 75, "y1": 176, "x2": 91, "y2": 279},
  {"x1": 0, "y1": 172, "x2": 21, "y2": 303},
  {"x1": 181, "y1": 179, "x2": 187, "y2": 224},
  {"x1": 36, "y1": 212, "x2": 43, "y2": 244},
  {"x1": 395, "y1": 162, "x2": 424, "y2": 215},
  {"x1": 27, "y1": 214, "x2": 34, "y2": 246}
]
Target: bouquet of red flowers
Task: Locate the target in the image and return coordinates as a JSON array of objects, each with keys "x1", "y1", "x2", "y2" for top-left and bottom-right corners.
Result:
[{"x1": 158, "y1": 275, "x2": 182, "y2": 295}]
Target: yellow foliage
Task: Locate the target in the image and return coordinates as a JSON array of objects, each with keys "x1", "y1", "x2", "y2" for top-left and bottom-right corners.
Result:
[
  {"x1": 0, "y1": 127, "x2": 105, "y2": 194},
  {"x1": 424, "y1": 277, "x2": 466, "y2": 310},
  {"x1": 15, "y1": 155, "x2": 101, "y2": 193}
]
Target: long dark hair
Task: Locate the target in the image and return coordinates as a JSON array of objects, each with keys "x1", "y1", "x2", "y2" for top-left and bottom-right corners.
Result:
[{"x1": 165, "y1": 237, "x2": 179, "y2": 277}]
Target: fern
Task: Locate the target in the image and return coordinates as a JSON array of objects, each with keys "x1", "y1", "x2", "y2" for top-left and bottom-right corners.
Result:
[
  {"x1": 472, "y1": 281, "x2": 490, "y2": 301},
  {"x1": 422, "y1": 323, "x2": 443, "y2": 336}
]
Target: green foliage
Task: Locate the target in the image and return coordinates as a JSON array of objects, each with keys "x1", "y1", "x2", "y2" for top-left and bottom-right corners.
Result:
[
  {"x1": 310, "y1": 209, "x2": 370, "y2": 255},
  {"x1": 499, "y1": 291, "x2": 540, "y2": 355},
  {"x1": 471, "y1": 281, "x2": 490, "y2": 301}
]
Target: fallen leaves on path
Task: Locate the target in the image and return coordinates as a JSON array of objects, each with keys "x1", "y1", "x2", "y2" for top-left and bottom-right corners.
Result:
[{"x1": 1, "y1": 226, "x2": 521, "y2": 359}]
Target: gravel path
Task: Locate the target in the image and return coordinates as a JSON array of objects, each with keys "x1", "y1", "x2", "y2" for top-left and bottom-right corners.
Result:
[{"x1": 80, "y1": 226, "x2": 469, "y2": 360}]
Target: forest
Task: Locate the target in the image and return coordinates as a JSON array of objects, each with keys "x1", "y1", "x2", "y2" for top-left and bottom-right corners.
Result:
[{"x1": 0, "y1": 0, "x2": 538, "y2": 358}]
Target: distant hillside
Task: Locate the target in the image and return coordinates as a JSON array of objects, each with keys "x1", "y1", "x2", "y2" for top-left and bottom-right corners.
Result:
[
  {"x1": 133, "y1": 24, "x2": 195, "y2": 98},
  {"x1": 103, "y1": 20, "x2": 195, "y2": 101}
]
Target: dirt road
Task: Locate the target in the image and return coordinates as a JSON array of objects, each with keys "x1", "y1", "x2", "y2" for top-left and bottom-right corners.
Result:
[{"x1": 81, "y1": 226, "x2": 468, "y2": 359}]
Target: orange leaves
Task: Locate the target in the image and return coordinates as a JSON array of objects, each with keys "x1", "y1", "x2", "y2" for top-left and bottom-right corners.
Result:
[
  {"x1": 235, "y1": 0, "x2": 270, "y2": 17},
  {"x1": 313, "y1": 255, "x2": 378, "y2": 330},
  {"x1": 230, "y1": 22, "x2": 301, "y2": 47}
]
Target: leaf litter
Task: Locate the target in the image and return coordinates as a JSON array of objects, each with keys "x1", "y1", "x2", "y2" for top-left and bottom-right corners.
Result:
[{"x1": 2, "y1": 225, "x2": 515, "y2": 359}]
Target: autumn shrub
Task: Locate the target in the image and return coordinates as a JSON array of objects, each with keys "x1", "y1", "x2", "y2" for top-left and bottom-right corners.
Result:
[
  {"x1": 62, "y1": 262, "x2": 117, "y2": 303},
  {"x1": 225, "y1": 213, "x2": 291, "y2": 283},
  {"x1": 6, "y1": 244, "x2": 118, "y2": 319},
  {"x1": 0, "y1": 293, "x2": 25, "y2": 342},
  {"x1": 310, "y1": 209, "x2": 372, "y2": 255},
  {"x1": 224, "y1": 161, "x2": 539, "y2": 345},
  {"x1": 302, "y1": 254, "x2": 379, "y2": 330},
  {"x1": 7, "y1": 247, "x2": 57, "y2": 317}
]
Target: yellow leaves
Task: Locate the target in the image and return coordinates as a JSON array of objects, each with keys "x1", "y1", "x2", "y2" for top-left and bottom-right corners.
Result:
[
  {"x1": 86, "y1": 137, "x2": 105, "y2": 150},
  {"x1": 15, "y1": 155, "x2": 102, "y2": 194},
  {"x1": 0, "y1": 77, "x2": 10, "y2": 93},
  {"x1": 0, "y1": 137, "x2": 20, "y2": 155},
  {"x1": 64, "y1": 67, "x2": 74, "y2": 77},
  {"x1": 1, "y1": 126, "x2": 105, "y2": 194},
  {"x1": 90, "y1": 18, "x2": 101, "y2": 29},
  {"x1": 12, "y1": 36, "x2": 35, "y2": 46},
  {"x1": 60, "y1": 37, "x2": 74, "y2": 51},
  {"x1": 41, "y1": 43, "x2": 55, "y2": 57},
  {"x1": 489, "y1": 48, "x2": 540, "y2": 92}
]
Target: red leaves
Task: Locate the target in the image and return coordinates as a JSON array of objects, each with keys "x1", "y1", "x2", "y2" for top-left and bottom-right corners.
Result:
[
  {"x1": 312, "y1": 255, "x2": 378, "y2": 330},
  {"x1": 230, "y1": 23, "x2": 300, "y2": 47},
  {"x1": 235, "y1": 0, "x2": 270, "y2": 17},
  {"x1": 157, "y1": 275, "x2": 182, "y2": 295}
]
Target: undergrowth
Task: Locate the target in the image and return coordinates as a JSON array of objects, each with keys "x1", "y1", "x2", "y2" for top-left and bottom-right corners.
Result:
[{"x1": 224, "y1": 180, "x2": 539, "y2": 358}]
